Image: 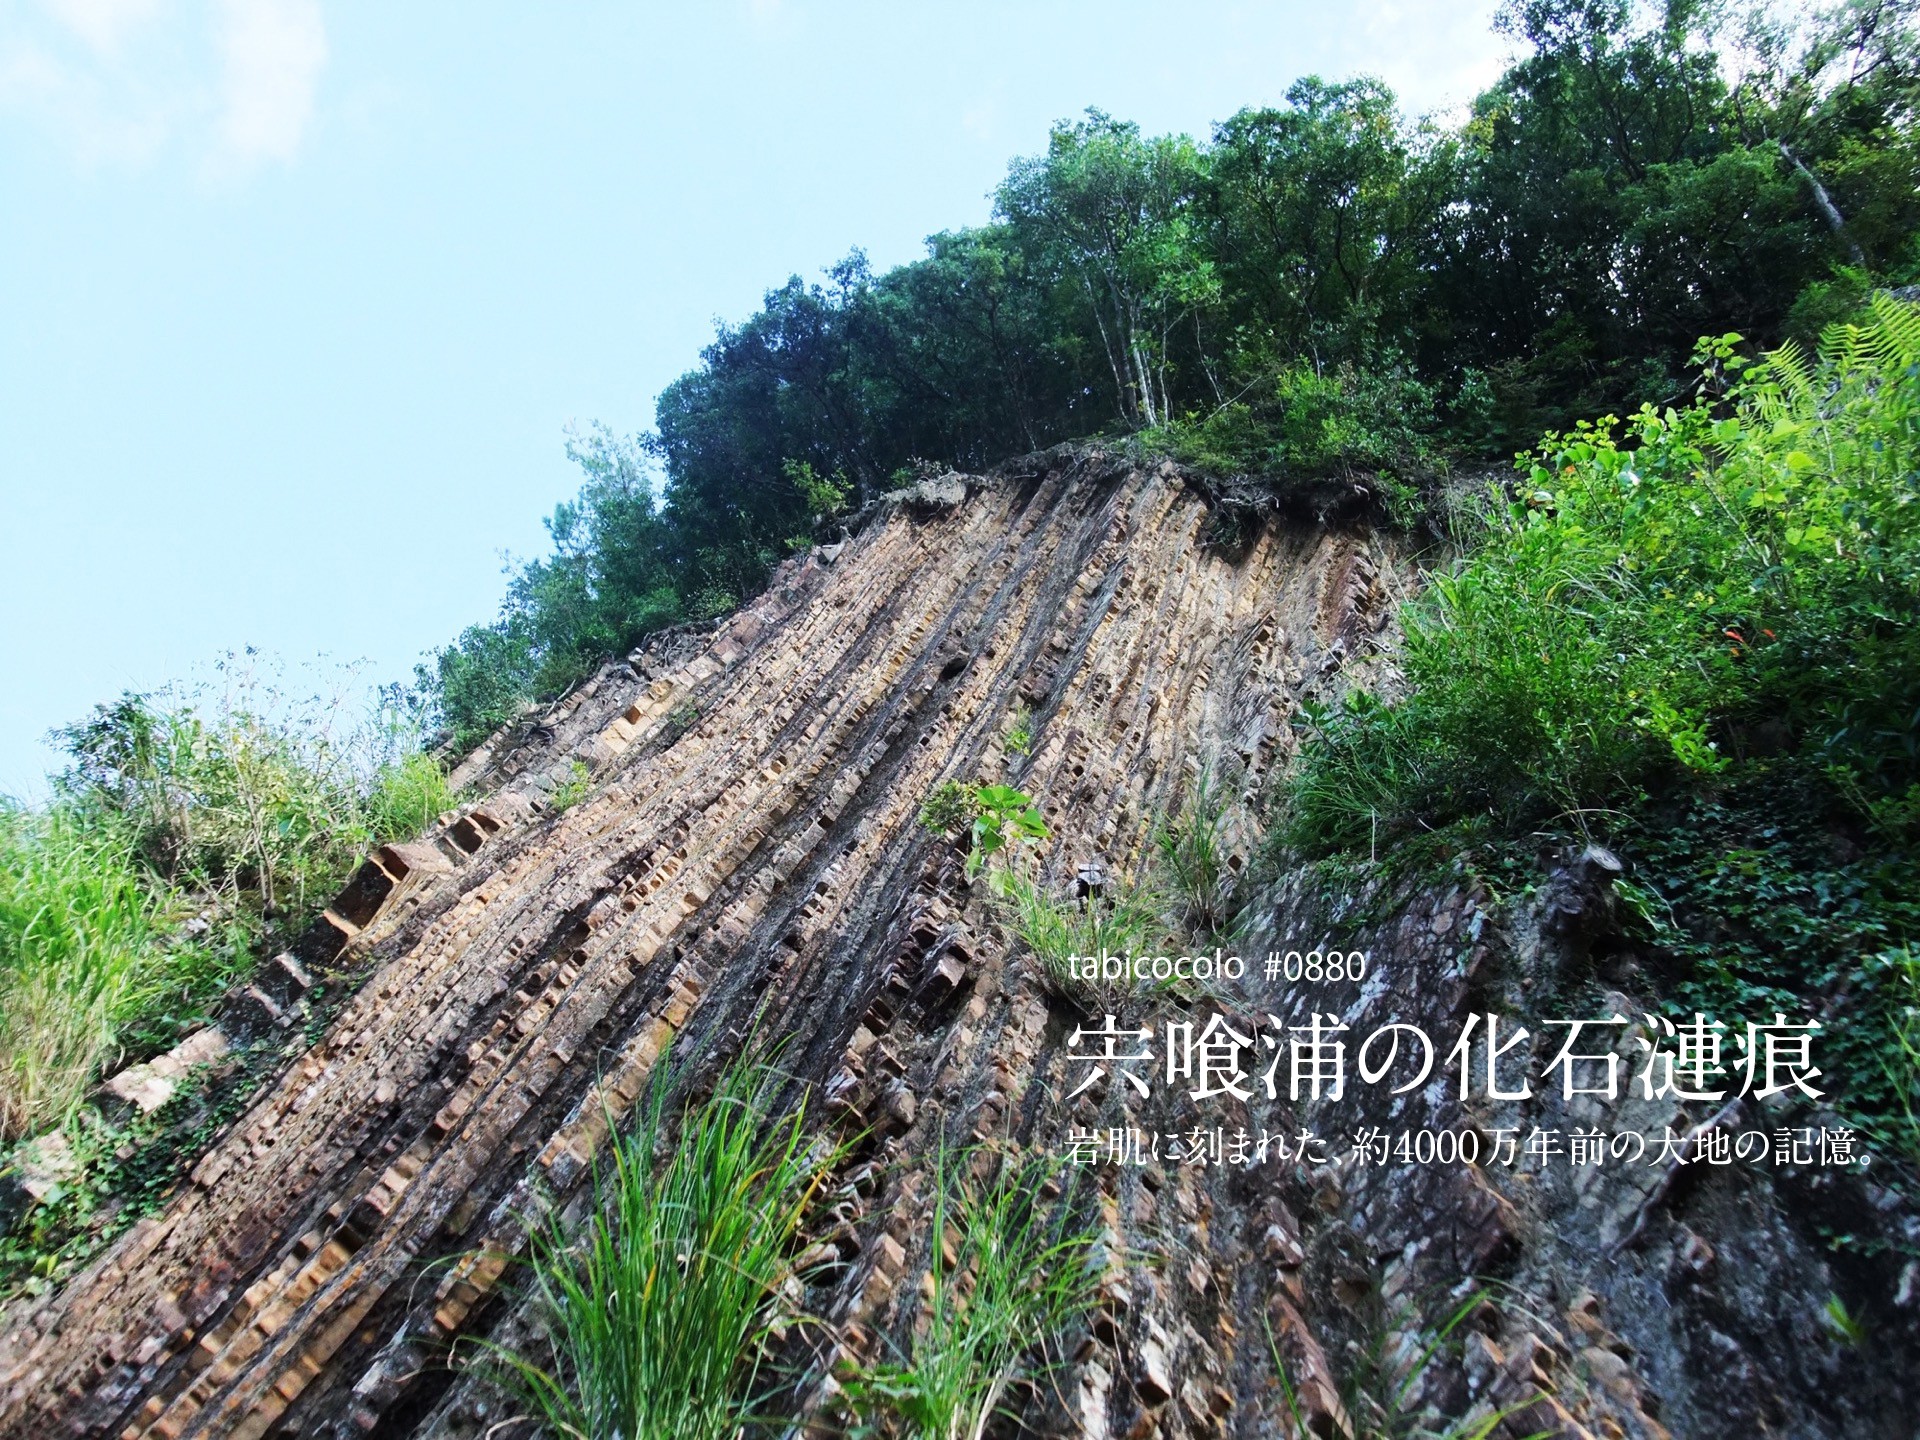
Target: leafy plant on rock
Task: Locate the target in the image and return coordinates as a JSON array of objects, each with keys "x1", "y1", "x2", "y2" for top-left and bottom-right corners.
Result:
[
  {"x1": 917, "y1": 779, "x2": 976, "y2": 839},
  {"x1": 964, "y1": 785, "x2": 1049, "y2": 881}
]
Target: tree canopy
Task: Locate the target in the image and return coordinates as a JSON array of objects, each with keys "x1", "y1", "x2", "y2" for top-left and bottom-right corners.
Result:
[{"x1": 420, "y1": 0, "x2": 1920, "y2": 749}]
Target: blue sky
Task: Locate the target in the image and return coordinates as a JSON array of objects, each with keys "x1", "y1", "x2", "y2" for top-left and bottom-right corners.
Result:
[{"x1": 0, "y1": 0, "x2": 1507, "y2": 793}]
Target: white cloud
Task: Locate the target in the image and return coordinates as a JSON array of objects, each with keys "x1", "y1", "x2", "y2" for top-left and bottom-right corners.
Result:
[
  {"x1": 39, "y1": 0, "x2": 163, "y2": 53},
  {"x1": 214, "y1": 0, "x2": 325, "y2": 164},
  {"x1": 0, "y1": 26, "x2": 173, "y2": 162},
  {"x1": 0, "y1": 0, "x2": 326, "y2": 171},
  {"x1": 1357, "y1": 0, "x2": 1511, "y2": 117}
]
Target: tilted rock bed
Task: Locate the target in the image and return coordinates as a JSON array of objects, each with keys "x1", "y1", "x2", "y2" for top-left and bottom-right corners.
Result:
[{"x1": 0, "y1": 450, "x2": 1912, "y2": 1439}]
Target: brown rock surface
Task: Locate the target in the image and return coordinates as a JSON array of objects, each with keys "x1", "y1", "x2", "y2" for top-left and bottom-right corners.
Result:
[{"x1": 0, "y1": 449, "x2": 1912, "y2": 1439}]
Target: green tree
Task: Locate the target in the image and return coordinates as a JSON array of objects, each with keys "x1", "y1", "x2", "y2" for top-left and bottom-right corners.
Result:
[
  {"x1": 1205, "y1": 78, "x2": 1449, "y2": 374},
  {"x1": 414, "y1": 0, "x2": 1920, "y2": 747},
  {"x1": 997, "y1": 111, "x2": 1211, "y2": 427}
]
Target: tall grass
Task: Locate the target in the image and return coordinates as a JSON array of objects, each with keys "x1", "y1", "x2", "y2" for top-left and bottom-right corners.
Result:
[
  {"x1": 1266, "y1": 1294, "x2": 1539, "y2": 1440},
  {"x1": 0, "y1": 664, "x2": 456, "y2": 1143},
  {"x1": 1153, "y1": 768, "x2": 1238, "y2": 936},
  {"x1": 988, "y1": 867, "x2": 1166, "y2": 1002},
  {"x1": 365, "y1": 752, "x2": 457, "y2": 842},
  {"x1": 0, "y1": 806, "x2": 168, "y2": 1139},
  {"x1": 848, "y1": 1148, "x2": 1098, "y2": 1440},
  {"x1": 482, "y1": 1059, "x2": 831, "y2": 1440}
]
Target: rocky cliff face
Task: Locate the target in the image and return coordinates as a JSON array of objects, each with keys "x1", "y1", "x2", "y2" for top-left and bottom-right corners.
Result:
[{"x1": 1, "y1": 450, "x2": 1912, "y2": 1439}]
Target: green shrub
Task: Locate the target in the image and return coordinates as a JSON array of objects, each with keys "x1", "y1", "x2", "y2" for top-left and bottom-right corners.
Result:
[
  {"x1": 1287, "y1": 301, "x2": 1920, "y2": 853},
  {"x1": 846, "y1": 1147, "x2": 1097, "y2": 1440},
  {"x1": 0, "y1": 797, "x2": 253, "y2": 1142},
  {"x1": 915, "y1": 779, "x2": 1049, "y2": 861},
  {"x1": 415, "y1": 620, "x2": 540, "y2": 755},
  {"x1": 783, "y1": 458, "x2": 851, "y2": 519},
  {"x1": 416, "y1": 426, "x2": 689, "y2": 754},
  {"x1": 365, "y1": 753, "x2": 456, "y2": 843},
  {"x1": 1281, "y1": 301, "x2": 1920, "y2": 1161},
  {"x1": 917, "y1": 779, "x2": 975, "y2": 837},
  {"x1": 548, "y1": 762, "x2": 593, "y2": 814},
  {"x1": 956, "y1": 780, "x2": 1209, "y2": 1001},
  {"x1": 478, "y1": 1058, "x2": 831, "y2": 1440}
]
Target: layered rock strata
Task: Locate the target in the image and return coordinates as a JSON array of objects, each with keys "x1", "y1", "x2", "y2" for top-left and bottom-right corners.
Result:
[{"x1": 0, "y1": 450, "x2": 1910, "y2": 1440}]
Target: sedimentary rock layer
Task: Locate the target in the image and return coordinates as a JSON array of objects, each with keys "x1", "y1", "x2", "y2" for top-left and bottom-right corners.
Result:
[{"x1": 2, "y1": 450, "x2": 1911, "y2": 1440}]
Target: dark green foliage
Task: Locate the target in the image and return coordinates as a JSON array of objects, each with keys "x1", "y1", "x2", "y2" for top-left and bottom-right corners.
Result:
[
  {"x1": 1288, "y1": 304, "x2": 1920, "y2": 852},
  {"x1": 1145, "y1": 362, "x2": 1438, "y2": 521},
  {"x1": 419, "y1": 427, "x2": 684, "y2": 751},
  {"x1": 1283, "y1": 300, "x2": 1920, "y2": 1158},
  {"x1": 52, "y1": 682, "x2": 425, "y2": 919},
  {"x1": 418, "y1": 1, "x2": 1920, "y2": 750},
  {"x1": 1434, "y1": 0, "x2": 1920, "y2": 444},
  {"x1": 1203, "y1": 78, "x2": 1448, "y2": 373},
  {"x1": 1621, "y1": 774, "x2": 1920, "y2": 1166},
  {"x1": 414, "y1": 618, "x2": 541, "y2": 755}
]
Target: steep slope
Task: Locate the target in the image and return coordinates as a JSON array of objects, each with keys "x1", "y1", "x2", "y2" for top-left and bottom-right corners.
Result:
[{"x1": 1, "y1": 449, "x2": 1912, "y2": 1440}]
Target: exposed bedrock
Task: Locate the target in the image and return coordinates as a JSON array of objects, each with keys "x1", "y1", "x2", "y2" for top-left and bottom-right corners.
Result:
[{"x1": 0, "y1": 450, "x2": 1910, "y2": 1439}]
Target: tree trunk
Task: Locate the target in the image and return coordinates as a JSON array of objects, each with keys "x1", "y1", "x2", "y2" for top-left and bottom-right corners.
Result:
[{"x1": 1780, "y1": 141, "x2": 1867, "y2": 269}]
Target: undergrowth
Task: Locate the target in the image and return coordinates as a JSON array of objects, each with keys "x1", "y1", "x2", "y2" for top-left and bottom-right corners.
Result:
[
  {"x1": 1286, "y1": 303, "x2": 1920, "y2": 853},
  {"x1": 1618, "y1": 772, "x2": 1920, "y2": 1170},
  {"x1": 0, "y1": 979, "x2": 345, "y2": 1301},
  {"x1": 2, "y1": 661, "x2": 456, "y2": 1289},
  {"x1": 1278, "y1": 300, "x2": 1920, "y2": 1168},
  {"x1": 845, "y1": 1146, "x2": 1098, "y2": 1439},
  {"x1": 473, "y1": 1056, "x2": 833, "y2": 1440}
]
